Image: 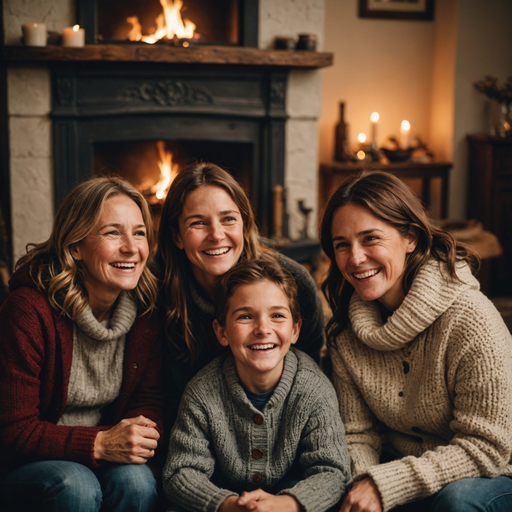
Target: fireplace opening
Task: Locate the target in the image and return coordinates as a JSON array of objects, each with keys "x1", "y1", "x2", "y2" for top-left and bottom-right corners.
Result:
[
  {"x1": 98, "y1": 0, "x2": 238, "y2": 45},
  {"x1": 93, "y1": 139, "x2": 253, "y2": 227},
  {"x1": 79, "y1": 0, "x2": 258, "y2": 47}
]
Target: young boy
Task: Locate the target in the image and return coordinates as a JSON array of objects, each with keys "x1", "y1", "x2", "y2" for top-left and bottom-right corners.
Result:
[{"x1": 163, "y1": 259, "x2": 351, "y2": 512}]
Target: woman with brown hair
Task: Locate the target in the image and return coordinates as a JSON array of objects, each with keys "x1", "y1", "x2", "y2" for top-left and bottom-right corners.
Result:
[
  {"x1": 320, "y1": 171, "x2": 512, "y2": 512},
  {"x1": 0, "y1": 177, "x2": 163, "y2": 512},
  {"x1": 156, "y1": 162, "x2": 324, "y2": 428}
]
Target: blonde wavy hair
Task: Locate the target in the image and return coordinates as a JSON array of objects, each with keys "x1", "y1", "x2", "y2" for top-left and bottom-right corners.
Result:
[
  {"x1": 16, "y1": 176, "x2": 158, "y2": 320},
  {"x1": 156, "y1": 162, "x2": 273, "y2": 363}
]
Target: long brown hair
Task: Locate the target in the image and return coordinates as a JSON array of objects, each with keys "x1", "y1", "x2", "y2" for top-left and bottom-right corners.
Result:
[
  {"x1": 157, "y1": 162, "x2": 273, "y2": 362},
  {"x1": 16, "y1": 176, "x2": 158, "y2": 319},
  {"x1": 320, "y1": 171, "x2": 480, "y2": 345}
]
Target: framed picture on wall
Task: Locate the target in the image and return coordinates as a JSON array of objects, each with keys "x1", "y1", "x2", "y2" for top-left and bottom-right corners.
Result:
[{"x1": 359, "y1": 0, "x2": 434, "y2": 20}]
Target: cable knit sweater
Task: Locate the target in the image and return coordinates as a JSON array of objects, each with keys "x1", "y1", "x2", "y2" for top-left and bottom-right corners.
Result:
[
  {"x1": 0, "y1": 268, "x2": 164, "y2": 476},
  {"x1": 163, "y1": 251, "x2": 325, "y2": 430},
  {"x1": 330, "y1": 259, "x2": 512, "y2": 511},
  {"x1": 163, "y1": 348, "x2": 352, "y2": 512}
]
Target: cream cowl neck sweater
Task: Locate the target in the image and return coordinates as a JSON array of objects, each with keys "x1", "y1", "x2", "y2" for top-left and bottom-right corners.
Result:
[{"x1": 330, "y1": 258, "x2": 512, "y2": 511}]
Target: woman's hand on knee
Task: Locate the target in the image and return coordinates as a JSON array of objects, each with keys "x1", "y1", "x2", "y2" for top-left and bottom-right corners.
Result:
[
  {"x1": 340, "y1": 477, "x2": 383, "y2": 512},
  {"x1": 94, "y1": 415, "x2": 160, "y2": 464}
]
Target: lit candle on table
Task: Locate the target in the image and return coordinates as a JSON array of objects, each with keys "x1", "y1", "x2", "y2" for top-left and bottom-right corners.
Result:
[
  {"x1": 370, "y1": 112, "x2": 379, "y2": 146},
  {"x1": 62, "y1": 25, "x2": 85, "y2": 47},
  {"x1": 357, "y1": 132, "x2": 366, "y2": 149},
  {"x1": 399, "y1": 120, "x2": 411, "y2": 150}
]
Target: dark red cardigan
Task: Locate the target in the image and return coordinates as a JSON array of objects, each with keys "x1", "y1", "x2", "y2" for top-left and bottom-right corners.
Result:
[{"x1": 0, "y1": 269, "x2": 164, "y2": 476}]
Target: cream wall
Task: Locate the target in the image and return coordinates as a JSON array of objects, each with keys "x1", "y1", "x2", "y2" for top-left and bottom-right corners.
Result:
[
  {"x1": 319, "y1": 0, "x2": 435, "y2": 164},
  {"x1": 320, "y1": 0, "x2": 512, "y2": 219}
]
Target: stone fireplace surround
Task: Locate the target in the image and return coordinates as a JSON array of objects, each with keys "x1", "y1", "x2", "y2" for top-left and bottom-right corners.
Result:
[{"x1": 3, "y1": 0, "x2": 327, "y2": 264}]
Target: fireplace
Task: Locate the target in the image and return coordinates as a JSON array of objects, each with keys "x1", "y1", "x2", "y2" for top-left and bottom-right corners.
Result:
[
  {"x1": 52, "y1": 61, "x2": 287, "y2": 236},
  {"x1": 3, "y1": 0, "x2": 330, "y2": 263},
  {"x1": 78, "y1": 0, "x2": 259, "y2": 47}
]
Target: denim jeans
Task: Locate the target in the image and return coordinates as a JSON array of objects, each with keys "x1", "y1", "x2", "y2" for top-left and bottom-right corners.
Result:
[
  {"x1": 0, "y1": 460, "x2": 158, "y2": 512},
  {"x1": 392, "y1": 476, "x2": 512, "y2": 512}
]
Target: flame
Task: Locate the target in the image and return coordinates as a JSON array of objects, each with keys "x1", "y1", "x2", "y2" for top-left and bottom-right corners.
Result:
[
  {"x1": 153, "y1": 141, "x2": 178, "y2": 201},
  {"x1": 127, "y1": 0, "x2": 196, "y2": 44}
]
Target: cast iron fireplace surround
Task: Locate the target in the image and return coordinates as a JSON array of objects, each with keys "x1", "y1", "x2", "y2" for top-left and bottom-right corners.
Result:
[{"x1": 51, "y1": 60, "x2": 287, "y2": 236}]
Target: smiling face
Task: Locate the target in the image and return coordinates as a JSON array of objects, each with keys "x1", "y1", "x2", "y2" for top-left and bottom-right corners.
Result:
[
  {"x1": 173, "y1": 185, "x2": 244, "y2": 295},
  {"x1": 331, "y1": 203, "x2": 418, "y2": 312},
  {"x1": 72, "y1": 194, "x2": 149, "y2": 313},
  {"x1": 213, "y1": 279, "x2": 301, "y2": 393}
]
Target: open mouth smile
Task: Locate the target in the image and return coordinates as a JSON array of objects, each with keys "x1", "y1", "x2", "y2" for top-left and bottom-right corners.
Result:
[
  {"x1": 249, "y1": 343, "x2": 276, "y2": 351},
  {"x1": 354, "y1": 268, "x2": 381, "y2": 280},
  {"x1": 203, "y1": 247, "x2": 231, "y2": 256},
  {"x1": 110, "y1": 262, "x2": 137, "y2": 269}
]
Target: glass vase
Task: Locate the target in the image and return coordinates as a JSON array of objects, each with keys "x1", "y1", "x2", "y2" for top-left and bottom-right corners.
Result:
[{"x1": 489, "y1": 100, "x2": 511, "y2": 137}]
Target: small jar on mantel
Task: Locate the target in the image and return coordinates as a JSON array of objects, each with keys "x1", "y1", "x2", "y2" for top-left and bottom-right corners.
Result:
[{"x1": 334, "y1": 102, "x2": 351, "y2": 161}]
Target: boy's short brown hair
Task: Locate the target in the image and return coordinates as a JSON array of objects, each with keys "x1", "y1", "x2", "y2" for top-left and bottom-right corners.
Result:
[{"x1": 214, "y1": 258, "x2": 301, "y2": 326}]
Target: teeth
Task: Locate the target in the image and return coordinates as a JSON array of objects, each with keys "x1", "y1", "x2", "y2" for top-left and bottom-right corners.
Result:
[
  {"x1": 354, "y1": 269, "x2": 380, "y2": 280},
  {"x1": 110, "y1": 263, "x2": 136, "y2": 268},
  {"x1": 250, "y1": 344, "x2": 276, "y2": 351},
  {"x1": 204, "y1": 248, "x2": 230, "y2": 256}
]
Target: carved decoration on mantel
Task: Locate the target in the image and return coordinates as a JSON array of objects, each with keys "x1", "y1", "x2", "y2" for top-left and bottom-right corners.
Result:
[
  {"x1": 56, "y1": 77, "x2": 74, "y2": 106},
  {"x1": 125, "y1": 80, "x2": 214, "y2": 106},
  {"x1": 270, "y1": 77, "x2": 286, "y2": 107}
]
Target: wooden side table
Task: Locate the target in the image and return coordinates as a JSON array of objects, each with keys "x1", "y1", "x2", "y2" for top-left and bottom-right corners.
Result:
[{"x1": 319, "y1": 161, "x2": 452, "y2": 219}]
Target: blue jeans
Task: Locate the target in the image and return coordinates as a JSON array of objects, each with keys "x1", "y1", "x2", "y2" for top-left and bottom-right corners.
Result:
[
  {"x1": 0, "y1": 460, "x2": 158, "y2": 512},
  {"x1": 392, "y1": 476, "x2": 512, "y2": 512}
]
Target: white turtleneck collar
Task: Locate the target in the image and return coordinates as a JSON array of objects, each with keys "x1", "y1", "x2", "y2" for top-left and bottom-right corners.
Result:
[{"x1": 348, "y1": 259, "x2": 480, "y2": 351}]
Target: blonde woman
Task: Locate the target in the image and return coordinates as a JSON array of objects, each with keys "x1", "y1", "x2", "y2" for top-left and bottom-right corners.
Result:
[{"x1": 0, "y1": 177, "x2": 163, "y2": 512}]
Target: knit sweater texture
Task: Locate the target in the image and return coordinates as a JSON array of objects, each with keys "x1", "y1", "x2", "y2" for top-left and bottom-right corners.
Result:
[
  {"x1": 163, "y1": 252, "x2": 325, "y2": 430},
  {"x1": 0, "y1": 268, "x2": 164, "y2": 476},
  {"x1": 58, "y1": 292, "x2": 136, "y2": 427},
  {"x1": 330, "y1": 259, "x2": 512, "y2": 511},
  {"x1": 163, "y1": 347, "x2": 352, "y2": 512}
]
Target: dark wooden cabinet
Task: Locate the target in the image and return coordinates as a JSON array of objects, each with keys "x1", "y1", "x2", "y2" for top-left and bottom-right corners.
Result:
[{"x1": 467, "y1": 135, "x2": 512, "y2": 295}]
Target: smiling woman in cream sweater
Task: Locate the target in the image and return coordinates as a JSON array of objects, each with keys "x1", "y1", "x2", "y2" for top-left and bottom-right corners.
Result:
[{"x1": 320, "y1": 171, "x2": 512, "y2": 512}]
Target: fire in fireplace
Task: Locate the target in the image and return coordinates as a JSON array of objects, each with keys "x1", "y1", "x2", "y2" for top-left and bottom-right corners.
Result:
[
  {"x1": 93, "y1": 139, "x2": 253, "y2": 227},
  {"x1": 80, "y1": 0, "x2": 258, "y2": 47}
]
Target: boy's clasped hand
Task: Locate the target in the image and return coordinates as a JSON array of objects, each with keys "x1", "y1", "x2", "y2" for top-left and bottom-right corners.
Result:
[{"x1": 220, "y1": 491, "x2": 301, "y2": 512}]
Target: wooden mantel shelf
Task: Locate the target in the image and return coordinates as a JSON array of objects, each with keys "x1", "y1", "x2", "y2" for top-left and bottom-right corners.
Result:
[{"x1": 3, "y1": 44, "x2": 333, "y2": 68}]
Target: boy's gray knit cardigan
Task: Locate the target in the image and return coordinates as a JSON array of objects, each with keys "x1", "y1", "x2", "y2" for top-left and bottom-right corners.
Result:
[{"x1": 163, "y1": 347, "x2": 352, "y2": 512}]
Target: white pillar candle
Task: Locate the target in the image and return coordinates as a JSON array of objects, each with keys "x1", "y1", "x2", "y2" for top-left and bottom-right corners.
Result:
[
  {"x1": 22, "y1": 23, "x2": 47, "y2": 47},
  {"x1": 370, "y1": 112, "x2": 379, "y2": 146},
  {"x1": 62, "y1": 25, "x2": 85, "y2": 47},
  {"x1": 399, "y1": 120, "x2": 411, "y2": 150}
]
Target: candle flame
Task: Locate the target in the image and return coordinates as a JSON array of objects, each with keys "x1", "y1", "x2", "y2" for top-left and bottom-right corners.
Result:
[
  {"x1": 401, "y1": 120, "x2": 411, "y2": 130},
  {"x1": 153, "y1": 141, "x2": 179, "y2": 201},
  {"x1": 371, "y1": 112, "x2": 380, "y2": 122},
  {"x1": 357, "y1": 133, "x2": 367, "y2": 143},
  {"x1": 357, "y1": 150, "x2": 366, "y2": 160},
  {"x1": 127, "y1": 0, "x2": 196, "y2": 44},
  {"x1": 73, "y1": 25, "x2": 80, "y2": 32}
]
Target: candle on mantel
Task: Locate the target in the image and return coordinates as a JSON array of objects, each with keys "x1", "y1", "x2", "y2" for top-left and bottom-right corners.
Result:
[
  {"x1": 399, "y1": 120, "x2": 411, "y2": 150},
  {"x1": 370, "y1": 112, "x2": 379, "y2": 146},
  {"x1": 22, "y1": 23, "x2": 47, "y2": 47},
  {"x1": 62, "y1": 25, "x2": 85, "y2": 47}
]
